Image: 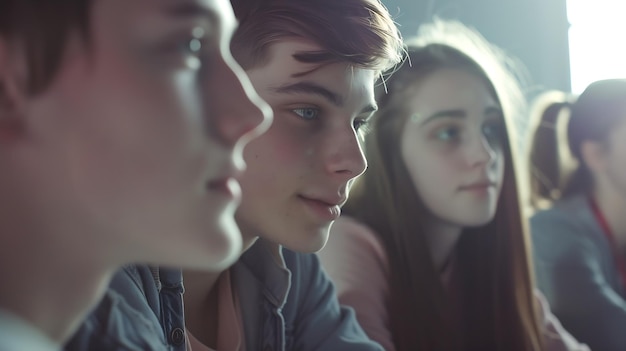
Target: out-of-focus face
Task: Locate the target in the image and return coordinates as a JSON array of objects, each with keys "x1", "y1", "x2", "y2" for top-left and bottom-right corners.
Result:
[
  {"x1": 237, "y1": 39, "x2": 375, "y2": 253},
  {"x1": 7, "y1": 0, "x2": 272, "y2": 270},
  {"x1": 400, "y1": 68, "x2": 505, "y2": 227}
]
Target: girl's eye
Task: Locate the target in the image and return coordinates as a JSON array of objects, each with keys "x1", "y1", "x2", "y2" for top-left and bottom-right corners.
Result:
[
  {"x1": 482, "y1": 121, "x2": 504, "y2": 146},
  {"x1": 435, "y1": 126, "x2": 461, "y2": 141},
  {"x1": 293, "y1": 108, "x2": 320, "y2": 121}
]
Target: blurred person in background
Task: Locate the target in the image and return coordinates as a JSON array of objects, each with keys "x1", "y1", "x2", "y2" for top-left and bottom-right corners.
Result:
[{"x1": 529, "y1": 79, "x2": 626, "y2": 351}]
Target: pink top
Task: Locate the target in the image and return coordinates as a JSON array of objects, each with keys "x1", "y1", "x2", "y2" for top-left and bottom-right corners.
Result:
[
  {"x1": 318, "y1": 216, "x2": 590, "y2": 351},
  {"x1": 186, "y1": 270, "x2": 246, "y2": 351}
]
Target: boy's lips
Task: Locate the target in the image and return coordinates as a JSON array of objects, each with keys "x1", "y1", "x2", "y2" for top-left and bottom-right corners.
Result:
[
  {"x1": 297, "y1": 194, "x2": 346, "y2": 221},
  {"x1": 207, "y1": 177, "x2": 242, "y2": 202},
  {"x1": 299, "y1": 192, "x2": 348, "y2": 207}
]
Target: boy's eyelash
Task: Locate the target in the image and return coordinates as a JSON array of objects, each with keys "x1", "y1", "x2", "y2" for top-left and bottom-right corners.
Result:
[
  {"x1": 156, "y1": 27, "x2": 210, "y2": 57},
  {"x1": 289, "y1": 108, "x2": 372, "y2": 135},
  {"x1": 292, "y1": 107, "x2": 320, "y2": 120}
]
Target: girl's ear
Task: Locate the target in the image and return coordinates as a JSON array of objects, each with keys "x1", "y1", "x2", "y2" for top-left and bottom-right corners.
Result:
[
  {"x1": 0, "y1": 36, "x2": 27, "y2": 144},
  {"x1": 580, "y1": 140, "x2": 607, "y2": 175}
]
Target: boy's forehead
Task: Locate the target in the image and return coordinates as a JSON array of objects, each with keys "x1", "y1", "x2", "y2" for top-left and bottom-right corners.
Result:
[
  {"x1": 249, "y1": 57, "x2": 377, "y2": 116},
  {"x1": 262, "y1": 38, "x2": 321, "y2": 65},
  {"x1": 267, "y1": 38, "x2": 379, "y2": 82},
  {"x1": 83, "y1": 0, "x2": 239, "y2": 56},
  {"x1": 93, "y1": 0, "x2": 234, "y2": 26}
]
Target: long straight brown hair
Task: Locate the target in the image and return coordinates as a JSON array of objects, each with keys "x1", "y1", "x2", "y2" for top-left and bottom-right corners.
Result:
[{"x1": 344, "y1": 20, "x2": 543, "y2": 351}]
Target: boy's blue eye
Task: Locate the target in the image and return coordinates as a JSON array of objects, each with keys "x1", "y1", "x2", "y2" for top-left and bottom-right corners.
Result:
[
  {"x1": 154, "y1": 34, "x2": 207, "y2": 70},
  {"x1": 186, "y1": 38, "x2": 203, "y2": 54},
  {"x1": 178, "y1": 36, "x2": 206, "y2": 58},
  {"x1": 293, "y1": 108, "x2": 319, "y2": 120},
  {"x1": 183, "y1": 27, "x2": 207, "y2": 56},
  {"x1": 156, "y1": 27, "x2": 209, "y2": 68}
]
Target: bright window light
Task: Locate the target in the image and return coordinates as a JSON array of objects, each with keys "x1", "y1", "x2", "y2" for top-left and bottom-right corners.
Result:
[{"x1": 567, "y1": 0, "x2": 626, "y2": 94}]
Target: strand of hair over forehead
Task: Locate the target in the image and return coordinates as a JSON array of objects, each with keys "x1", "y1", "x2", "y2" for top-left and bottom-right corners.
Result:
[
  {"x1": 404, "y1": 18, "x2": 530, "y2": 149},
  {"x1": 232, "y1": 0, "x2": 405, "y2": 75}
]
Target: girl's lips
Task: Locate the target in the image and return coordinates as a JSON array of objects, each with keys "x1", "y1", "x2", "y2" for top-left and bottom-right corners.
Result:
[
  {"x1": 458, "y1": 182, "x2": 497, "y2": 197},
  {"x1": 459, "y1": 178, "x2": 497, "y2": 190},
  {"x1": 459, "y1": 183, "x2": 496, "y2": 190}
]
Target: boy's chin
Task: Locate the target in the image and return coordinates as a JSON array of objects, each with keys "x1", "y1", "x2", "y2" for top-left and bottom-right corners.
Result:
[{"x1": 278, "y1": 225, "x2": 332, "y2": 253}]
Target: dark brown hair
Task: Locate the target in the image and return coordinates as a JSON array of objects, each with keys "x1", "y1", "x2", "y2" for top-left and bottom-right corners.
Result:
[
  {"x1": 229, "y1": 0, "x2": 404, "y2": 74},
  {"x1": 344, "y1": 19, "x2": 543, "y2": 351},
  {"x1": 0, "y1": 1, "x2": 92, "y2": 95}
]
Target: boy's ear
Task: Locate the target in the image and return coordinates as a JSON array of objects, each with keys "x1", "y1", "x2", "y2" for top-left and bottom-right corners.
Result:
[{"x1": 0, "y1": 36, "x2": 27, "y2": 143}]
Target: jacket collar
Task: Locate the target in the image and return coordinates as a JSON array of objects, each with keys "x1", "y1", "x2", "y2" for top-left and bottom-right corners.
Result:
[{"x1": 237, "y1": 239, "x2": 291, "y2": 309}]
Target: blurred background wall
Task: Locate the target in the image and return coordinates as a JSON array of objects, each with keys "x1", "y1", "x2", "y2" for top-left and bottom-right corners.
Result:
[{"x1": 380, "y1": 0, "x2": 571, "y2": 95}]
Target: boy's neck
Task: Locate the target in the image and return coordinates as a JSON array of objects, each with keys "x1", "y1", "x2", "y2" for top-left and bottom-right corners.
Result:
[
  {"x1": 182, "y1": 231, "x2": 259, "y2": 347},
  {"x1": 183, "y1": 269, "x2": 221, "y2": 348},
  {"x1": 0, "y1": 237, "x2": 113, "y2": 344}
]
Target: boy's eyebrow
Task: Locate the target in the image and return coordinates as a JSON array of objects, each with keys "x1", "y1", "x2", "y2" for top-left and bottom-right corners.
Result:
[
  {"x1": 273, "y1": 81, "x2": 344, "y2": 107},
  {"x1": 164, "y1": 1, "x2": 218, "y2": 22}
]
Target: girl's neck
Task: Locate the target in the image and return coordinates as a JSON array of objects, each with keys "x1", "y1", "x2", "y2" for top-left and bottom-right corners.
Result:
[
  {"x1": 425, "y1": 219, "x2": 463, "y2": 273},
  {"x1": 593, "y1": 181, "x2": 626, "y2": 249}
]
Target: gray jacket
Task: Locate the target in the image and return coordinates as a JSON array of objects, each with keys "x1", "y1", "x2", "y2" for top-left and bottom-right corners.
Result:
[
  {"x1": 233, "y1": 239, "x2": 382, "y2": 351},
  {"x1": 532, "y1": 194, "x2": 626, "y2": 351},
  {"x1": 66, "y1": 266, "x2": 184, "y2": 351},
  {"x1": 66, "y1": 239, "x2": 382, "y2": 351}
]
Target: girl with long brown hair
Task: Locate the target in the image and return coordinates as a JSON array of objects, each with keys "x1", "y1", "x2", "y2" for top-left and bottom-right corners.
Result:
[{"x1": 318, "y1": 19, "x2": 587, "y2": 351}]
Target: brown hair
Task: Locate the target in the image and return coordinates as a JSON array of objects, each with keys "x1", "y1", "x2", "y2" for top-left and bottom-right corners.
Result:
[
  {"x1": 229, "y1": 0, "x2": 404, "y2": 75},
  {"x1": 527, "y1": 79, "x2": 626, "y2": 208},
  {"x1": 344, "y1": 19, "x2": 543, "y2": 351},
  {"x1": 0, "y1": 1, "x2": 92, "y2": 95},
  {"x1": 526, "y1": 91, "x2": 576, "y2": 210}
]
